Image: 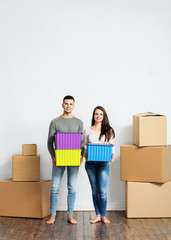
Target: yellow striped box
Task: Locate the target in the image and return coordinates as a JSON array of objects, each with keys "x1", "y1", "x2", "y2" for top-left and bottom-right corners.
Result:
[{"x1": 55, "y1": 149, "x2": 81, "y2": 166}]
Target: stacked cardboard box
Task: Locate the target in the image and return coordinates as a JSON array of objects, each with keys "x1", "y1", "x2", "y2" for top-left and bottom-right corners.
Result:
[
  {"x1": 120, "y1": 112, "x2": 171, "y2": 218},
  {"x1": 0, "y1": 144, "x2": 51, "y2": 218}
]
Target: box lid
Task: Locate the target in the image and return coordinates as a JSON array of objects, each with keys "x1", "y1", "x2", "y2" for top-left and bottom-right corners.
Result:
[
  {"x1": 87, "y1": 143, "x2": 114, "y2": 146},
  {"x1": 55, "y1": 132, "x2": 82, "y2": 135}
]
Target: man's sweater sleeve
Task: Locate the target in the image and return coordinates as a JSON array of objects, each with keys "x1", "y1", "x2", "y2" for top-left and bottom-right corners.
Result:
[
  {"x1": 47, "y1": 120, "x2": 56, "y2": 158},
  {"x1": 79, "y1": 120, "x2": 84, "y2": 156}
]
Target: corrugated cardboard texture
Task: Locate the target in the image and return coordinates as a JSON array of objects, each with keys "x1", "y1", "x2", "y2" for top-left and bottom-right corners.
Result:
[
  {"x1": 22, "y1": 144, "x2": 37, "y2": 156},
  {"x1": 13, "y1": 155, "x2": 40, "y2": 181},
  {"x1": 121, "y1": 145, "x2": 171, "y2": 183},
  {"x1": 0, "y1": 180, "x2": 51, "y2": 218},
  {"x1": 133, "y1": 112, "x2": 167, "y2": 146},
  {"x1": 126, "y1": 181, "x2": 171, "y2": 218}
]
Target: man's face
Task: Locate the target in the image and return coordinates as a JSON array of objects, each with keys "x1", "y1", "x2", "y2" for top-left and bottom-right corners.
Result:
[{"x1": 62, "y1": 99, "x2": 75, "y2": 114}]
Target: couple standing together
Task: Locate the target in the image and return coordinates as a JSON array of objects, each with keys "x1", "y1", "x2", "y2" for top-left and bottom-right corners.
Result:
[{"x1": 47, "y1": 95, "x2": 115, "y2": 225}]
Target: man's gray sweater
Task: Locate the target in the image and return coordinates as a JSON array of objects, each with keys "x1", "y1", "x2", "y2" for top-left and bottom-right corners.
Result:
[{"x1": 47, "y1": 116, "x2": 84, "y2": 157}]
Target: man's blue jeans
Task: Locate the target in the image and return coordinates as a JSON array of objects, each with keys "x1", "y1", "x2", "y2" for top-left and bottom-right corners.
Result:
[
  {"x1": 50, "y1": 165, "x2": 79, "y2": 216},
  {"x1": 85, "y1": 161, "x2": 109, "y2": 217}
]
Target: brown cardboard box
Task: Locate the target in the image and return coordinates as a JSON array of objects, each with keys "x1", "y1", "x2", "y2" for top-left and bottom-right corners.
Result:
[
  {"x1": 0, "y1": 180, "x2": 51, "y2": 218},
  {"x1": 133, "y1": 112, "x2": 167, "y2": 146},
  {"x1": 120, "y1": 145, "x2": 171, "y2": 183},
  {"x1": 22, "y1": 144, "x2": 37, "y2": 156},
  {"x1": 13, "y1": 155, "x2": 40, "y2": 181},
  {"x1": 126, "y1": 181, "x2": 171, "y2": 218}
]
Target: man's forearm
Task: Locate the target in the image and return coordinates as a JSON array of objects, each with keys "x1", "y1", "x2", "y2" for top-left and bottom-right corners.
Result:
[{"x1": 47, "y1": 136, "x2": 55, "y2": 158}]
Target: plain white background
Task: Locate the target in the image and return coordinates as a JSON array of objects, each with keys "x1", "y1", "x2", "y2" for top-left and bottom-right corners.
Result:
[{"x1": 0, "y1": 0, "x2": 170, "y2": 211}]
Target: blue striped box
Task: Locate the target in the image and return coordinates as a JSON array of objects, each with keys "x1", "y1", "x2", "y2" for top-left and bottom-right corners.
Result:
[{"x1": 87, "y1": 144, "x2": 113, "y2": 162}]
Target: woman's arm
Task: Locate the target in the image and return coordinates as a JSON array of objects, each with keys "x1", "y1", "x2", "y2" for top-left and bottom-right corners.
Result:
[
  {"x1": 109, "y1": 136, "x2": 115, "y2": 161},
  {"x1": 83, "y1": 128, "x2": 89, "y2": 160}
]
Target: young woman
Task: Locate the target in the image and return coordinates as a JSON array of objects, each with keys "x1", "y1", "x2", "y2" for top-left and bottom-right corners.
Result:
[{"x1": 84, "y1": 106, "x2": 115, "y2": 224}]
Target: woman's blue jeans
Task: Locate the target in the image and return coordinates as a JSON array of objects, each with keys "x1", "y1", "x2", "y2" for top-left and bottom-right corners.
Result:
[
  {"x1": 50, "y1": 165, "x2": 79, "y2": 216},
  {"x1": 85, "y1": 161, "x2": 109, "y2": 217}
]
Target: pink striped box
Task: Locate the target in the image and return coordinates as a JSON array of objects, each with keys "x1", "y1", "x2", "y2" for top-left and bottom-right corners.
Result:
[{"x1": 55, "y1": 132, "x2": 82, "y2": 149}]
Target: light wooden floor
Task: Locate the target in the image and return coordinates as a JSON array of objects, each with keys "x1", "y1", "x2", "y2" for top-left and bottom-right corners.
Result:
[{"x1": 0, "y1": 211, "x2": 171, "y2": 240}]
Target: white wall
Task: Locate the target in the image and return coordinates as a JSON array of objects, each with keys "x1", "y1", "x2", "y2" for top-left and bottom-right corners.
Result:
[{"x1": 0, "y1": 0, "x2": 170, "y2": 211}]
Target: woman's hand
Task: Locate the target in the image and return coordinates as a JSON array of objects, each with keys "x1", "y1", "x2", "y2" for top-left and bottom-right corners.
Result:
[
  {"x1": 84, "y1": 153, "x2": 89, "y2": 162},
  {"x1": 111, "y1": 154, "x2": 115, "y2": 162}
]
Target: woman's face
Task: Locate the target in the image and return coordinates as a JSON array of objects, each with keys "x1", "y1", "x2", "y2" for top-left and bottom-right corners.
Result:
[{"x1": 94, "y1": 109, "x2": 103, "y2": 123}]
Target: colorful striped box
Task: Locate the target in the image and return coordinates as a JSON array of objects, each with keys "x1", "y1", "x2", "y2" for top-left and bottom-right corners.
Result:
[
  {"x1": 55, "y1": 149, "x2": 81, "y2": 166},
  {"x1": 87, "y1": 144, "x2": 113, "y2": 162},
  {"x1": 55, "y1": 132, "x2": 82, "y2": 149}
]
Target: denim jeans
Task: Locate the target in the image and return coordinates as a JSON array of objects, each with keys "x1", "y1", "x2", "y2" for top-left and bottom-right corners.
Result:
[
  {"x1": 85, "y1": 161, "x2": 109, "y2": 217},
  {"x1": 50, "y1": 166, "x2": 79, "y2": 216}
]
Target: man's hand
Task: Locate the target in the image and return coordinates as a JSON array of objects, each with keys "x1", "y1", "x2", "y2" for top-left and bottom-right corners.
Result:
[
  {"x1": 52, "y1": 156, "x2": 56, "y2": 167},
  {"x1": 79, "y1": 156, "x2": 83, "y2": 167}
]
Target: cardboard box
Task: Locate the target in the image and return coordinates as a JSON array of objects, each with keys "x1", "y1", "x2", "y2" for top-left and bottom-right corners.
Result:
[
  {"x1": 133, "y1": 112, "x2": 167, "y2": 146},
  {"x1": 22, "y1": 144, "x2": 37, "y2": 156},
  {"x1": 0, "y1": 180, "x2": 51, "y2": 218},
  {"x1": 13, "y1": 155, "x2": 40, "y2": 181},
  {"x1": 126, "y1": 181, "x2": 171, "y2": 218},
  {"x1": 120, "y1": 145, "x2": 171, "y2": 183}
]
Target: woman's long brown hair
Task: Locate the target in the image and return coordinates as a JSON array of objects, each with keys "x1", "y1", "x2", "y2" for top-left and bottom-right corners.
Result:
[{"x1": 91, "y1": 106, "x2": 115, "y2": 142}]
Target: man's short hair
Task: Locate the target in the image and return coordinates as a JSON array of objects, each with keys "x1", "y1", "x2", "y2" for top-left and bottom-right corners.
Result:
[{"x1": 63, "y1": 95, "x2": 75, "y2": 103}]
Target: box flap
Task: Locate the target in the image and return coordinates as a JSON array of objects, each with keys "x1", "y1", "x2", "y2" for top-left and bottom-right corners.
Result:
[
  {"x1": 134, "y1": 112, "x2": 165, "y2": 117},
  {"x1": 0, "y1": 179, "x2": 12, "y2": 183}
]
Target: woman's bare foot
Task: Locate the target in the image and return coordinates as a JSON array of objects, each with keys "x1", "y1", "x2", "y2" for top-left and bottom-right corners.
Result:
[
  {"x1": 47, "y1": 216, "x2": 56, "y2": 225},
  {"x1": 101, "y1": 216, "x2": 110, "y2": 224},
  {"x1": 90, "y1": 215, "x2": 101, "y2": 224},
  {"x1": 67, "y1": 214, "x2": 78, "y2": 224}
]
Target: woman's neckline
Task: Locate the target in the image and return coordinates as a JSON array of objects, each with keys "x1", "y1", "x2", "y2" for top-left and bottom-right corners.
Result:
[{"x1": 90, "y1": 126, "x2": 101, "y2": 133}]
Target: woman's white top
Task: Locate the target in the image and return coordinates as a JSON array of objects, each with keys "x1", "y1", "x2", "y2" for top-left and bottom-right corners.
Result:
[{"x1": 84, "y1": 126, "x2": 115, "y2": 154}]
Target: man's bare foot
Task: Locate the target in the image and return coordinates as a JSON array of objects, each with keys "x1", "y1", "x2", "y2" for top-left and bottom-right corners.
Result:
[
  {"x1": 101, "y1": 216, "x2": 110, "y2": 224},
  {"x1": 90, "y1": 215, "x2": 101, "y2": 224},
  {"x1": 67, "y1": 214, "x2": 78, "y2": 224},
  {"x1": 47, "y1": 216, "x2": 56, "y2": 225}
]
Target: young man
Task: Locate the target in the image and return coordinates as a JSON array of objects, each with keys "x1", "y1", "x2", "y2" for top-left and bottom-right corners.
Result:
[{"x1": 47, "y1": 95, "x2": 84, "y2": 225}]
